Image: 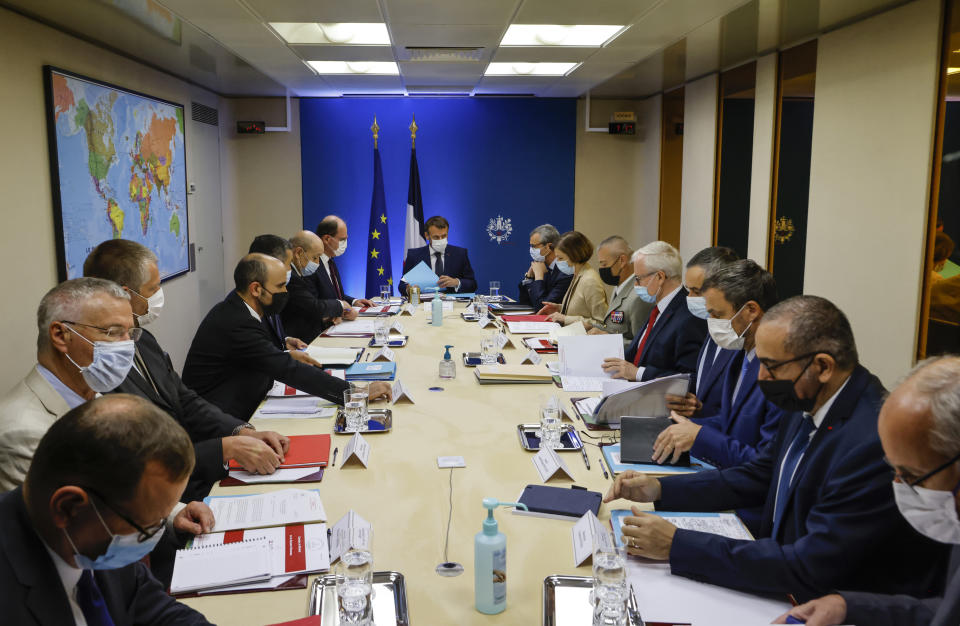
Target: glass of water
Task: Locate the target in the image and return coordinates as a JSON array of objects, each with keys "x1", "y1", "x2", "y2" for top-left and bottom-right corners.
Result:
[
  {"x1": 379, "y1": 285, "x2": 390, "y2": 303},
  {"x1": 592, "y1": 544, "x2": 628, "y2": 626},
  {"x1": 480, "y1": 330, "x2": 498, "y2": 365},
  {"x1": 474, "y1": 295, "x2": 490, "y2": 324},
  {"x1": 337, "y1": 548, "x2": 374, "y2": 624},
  {"x1": 539, "y1": 395, "x2": 562, "y2": 450},
  {"x1": 489, "y1": 281, "x2": 501, "y2": 301},
  {"x1": 343, "y1": 388, "x2": 367, "y2": 433},
  {"x1": 374, "y1": 319, "x2": 390, "y2": 346}
]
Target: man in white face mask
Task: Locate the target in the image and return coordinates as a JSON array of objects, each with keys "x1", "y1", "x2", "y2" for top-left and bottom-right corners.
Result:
[
  {"x1": 777, "y1": 356, "x2": 960, "y2": 626},
  {"x1": 399, "y1": 215, "x2": 478, "y2": 294},
  {"x1": 313, "y1": 215, "x2": 375, "y2": 308}
]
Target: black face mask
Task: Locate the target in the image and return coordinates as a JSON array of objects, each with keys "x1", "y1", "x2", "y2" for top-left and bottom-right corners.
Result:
[
  {"x1": 758, "y1": 355, "x2": 822, "y2": 413},
  {"x1": 598, "y1": 260, "x2": 622, "y2": 286},
  {"x1": 260, "y1": 289, "x2": 289, "y2": 316}
]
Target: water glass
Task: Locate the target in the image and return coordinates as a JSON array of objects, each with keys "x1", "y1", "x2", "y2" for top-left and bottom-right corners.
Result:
[
  {"x1": 539, "y1": 395, "x2": 562, "y2": 450},
  {"x1": 474, "y1": 295, "x2": 490, "y2": 324},
  {"x1": 337, "y1": 548, "x2": 374, "y2": 625},
  {"x1": 379, "y1": 285, "x2": 390, "y2": 303},
  {"x1": 343, "y1": 389, "x2": 367, "y2": 433},
  {"x1": 480, "y1": 330, "x2": 498, "y2": 365},
  {"x1": 489, "y1": 281, "x2": 501, "y2": 300},
  {"x1": 374, "y1": 319, "x2": 390, "y2": 346},
  {"x1": 592, "y1": 544, "x2": 628, "y2": 626}
]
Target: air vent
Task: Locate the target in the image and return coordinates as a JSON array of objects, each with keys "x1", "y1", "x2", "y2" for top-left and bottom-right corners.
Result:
[
  {"x1": 403, "y1": 47, "x2": 484, "y2": 62},
  {"x1": 191, "y1": 102, "x2": 219, "y2": 126}
]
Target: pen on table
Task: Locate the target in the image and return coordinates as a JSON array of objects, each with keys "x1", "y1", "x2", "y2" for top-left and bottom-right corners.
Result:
[
  {"x1": 579, "y1": 445, "x2": 591, "y2": 470},
  {"x1": 331, "y1": 447, "x2": 339, "y2": 467},
  {"x1": 599, "y1": 457, "x2": 609, "y2": 480}
]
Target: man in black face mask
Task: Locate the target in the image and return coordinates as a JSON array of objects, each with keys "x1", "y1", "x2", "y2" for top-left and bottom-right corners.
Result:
[
  {"x1": 603, "y1": 295, "x2": 947, "y2": 602},
  {"x1": 585, "y1": 236, "x2": 653, "y2": 349},
  {"x1": 183, "y1": 254, "x2": 391, "y2": 420}
]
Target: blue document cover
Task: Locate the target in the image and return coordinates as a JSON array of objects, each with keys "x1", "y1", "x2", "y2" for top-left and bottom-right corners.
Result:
[
  {"x1": 601, "y1": 444, "x2": 714, "y2": 476},
  {"x1": 344, "y1": 361, "x2": 397, "y2": 381},
  {"x1": 400, "y1": 261, "x2": 439, "y2": 290}
]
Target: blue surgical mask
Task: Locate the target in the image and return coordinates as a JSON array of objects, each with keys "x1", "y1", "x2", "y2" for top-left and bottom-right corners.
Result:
[
  {"x1": 63, "y1": 500, "x2": 165, "y2": 570},
  {"x1": 555, "y1": 260, "x2": 574, "y2": 275},
  {"x1": 62, "y1": 325, "x2": 135, "y2": 393},
  {"x1": 530, "y1": 246, "x2": 545, "y2": 262},
  {"x1": 686, "y1": 296, "x2": 708, "y2": 319},
  {"x1": 302, "y1": 260, "x2": 320, "y2": 277}
]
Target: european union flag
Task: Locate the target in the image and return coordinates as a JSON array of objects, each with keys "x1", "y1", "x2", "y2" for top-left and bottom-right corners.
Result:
[{"x1": 365, "y1": 146, "x2": 393, "y2": 297}]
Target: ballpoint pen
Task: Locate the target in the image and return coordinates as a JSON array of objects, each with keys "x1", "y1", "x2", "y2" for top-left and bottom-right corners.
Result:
[
  {"x1": 580, "y1": 445, "x2": 591, "y2": 470},
  {"x1": 599, "y1": 457, "x2": 609, "y2": 480},
  {"x1": 331, "y1": 447, "x2": 339, "y2": 467}
]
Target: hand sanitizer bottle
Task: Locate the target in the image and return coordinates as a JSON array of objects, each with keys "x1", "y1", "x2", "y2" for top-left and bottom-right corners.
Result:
[
  {"x1": 475, "y1": 498, "x2": 528, "y2": 615},
  {"x1": 431, "y1": 294, "x2": 443, "y2": 326},
  {"x1": 439, "y1": 345, "x2": 456, "y2": 379}
]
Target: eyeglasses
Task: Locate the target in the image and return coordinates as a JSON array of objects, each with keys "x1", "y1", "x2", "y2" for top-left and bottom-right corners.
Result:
[
  {"x1": 579, "y1": 430, "x2": 619, "y2": 447},
  {"x1": 83, "y1": 487, "x2": 165, "y2": 543},
  {"x1": 633, "y1": 271, "x2": 657, "y2": 286},
  {"x1": 885, "y1": 451, "x2": 960, "y2": 494},
  {"x1": 60, "y1": 321, "x2": 142, "y2": 342},
  {"x1": 758, "y1": 352, "x2": 822, "y2": 377}
]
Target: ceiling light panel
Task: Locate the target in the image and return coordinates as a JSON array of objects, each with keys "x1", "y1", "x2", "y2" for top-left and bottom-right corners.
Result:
[
  {"x1": 307, "y1": 61, "x2": 400, "y2": 75},
  {"x1": 500, "y1": 25, "x2": 627, "y2": 47},
  {"x1": 484, "y1": 62, "x2": 581, "y2": 76},
  {"x1": 271, "y1": 23, "x2": 390, "y2": 45}
]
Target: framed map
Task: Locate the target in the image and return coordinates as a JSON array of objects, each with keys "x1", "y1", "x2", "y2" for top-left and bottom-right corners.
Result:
[{"x1": 43, "y1": 66, "x2": 190, "y2": 281}]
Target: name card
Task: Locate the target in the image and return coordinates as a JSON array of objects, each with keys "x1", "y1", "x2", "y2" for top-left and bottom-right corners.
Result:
[
  {"x1": 478, "y1": 316, "x2": 495, "y2": 328},
  {"x1": 370, "y1": 346, "x2": 396, "y2": 362},
  {"x1": 329, "y1": 510, "x2": 371, "y2": 563},
  {"x1": 341, "y1": 432, "x2": 370, "y2": 468},
  {"x1": 496, "y1": 332, "x2": 516, "y2": 350},
  {"x1": 392, "y1": 379, "x2": 415, "y2": 404},
  {"x1": 400, "y1": 304, "x2": 416, "y2": 316},
  {"x1": 521, "y1": 349, "x2": 542, "y2": 365},
  {"x1": 533, "y1": 447, "x2": 574, "y2": 482},
  {"x1": 572, "y1": 510, "x2": 614, "y2": 566},
  {"x1": 391, "y1": 320, "x2": 405, "y2": 334}
]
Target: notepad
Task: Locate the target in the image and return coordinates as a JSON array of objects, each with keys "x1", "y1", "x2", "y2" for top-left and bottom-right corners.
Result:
[
  {"x1": 474, "y1": 364, "x2": 553, "y2": 383},
  {"x1": 190, "y1": 523, "x2": 330, "y2": 578},
  {"x1": 228, "y1": 434, "x2": 330, "y2": 471},
  {"x1": 170, "y1": 537, "x2": 272, "y2": 594},
  {"x1": 322, "y1": 320, "x2": 376, "y2": 336},
  {"x1": 204, "y1": 488, "x2": 327, "y2": 532},
  {"x1": 303, "y1": 346, "x2": 362, "y2": 365}
]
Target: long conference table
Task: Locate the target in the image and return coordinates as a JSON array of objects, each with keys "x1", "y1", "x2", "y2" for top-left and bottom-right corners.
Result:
[{"x1": 180, "y1": 300, "x2": 791, "y2": 625}]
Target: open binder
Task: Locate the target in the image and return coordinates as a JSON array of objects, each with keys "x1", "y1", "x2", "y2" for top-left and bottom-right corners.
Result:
[{"x1": 575, "y1": 373, "x2": 690, "y2": 429}]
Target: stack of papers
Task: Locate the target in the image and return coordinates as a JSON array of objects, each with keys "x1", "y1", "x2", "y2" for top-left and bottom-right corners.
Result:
[
  {"x1": 506, "y1": 320, "x2": 561, "y2": 335},
  {"x1": 400, "y1": 261, "x2": 439, "y2": 290},
  {"x1": 523, "y1": 337, "x2": 558, "y2": 353},
  {"x1": 204, "y1": 488, "x2": 328, "y2": 532},
  {"x1": 557, "y1": 334, "x2": 623, "y2": 391},
  {"x1": 357, "y1": 305, "x2": 400, "y2": 316},
  {"x1": 344, "y1": 361, "x2": 397, "y2": 381},
  {"x1": 474, "y1": 364, "x2": 553, "y2": 384},
  {"x1": 170, "y1": 537, "x2": 272, "y2": 594},
  {"x1": 322, "y1": 320, "x2": 376, "y2": 337},
  {"x1": 548, "y1": 320, "x2": 587, "y2": 342},
  {"x1": 254, "y1": 396, "x2": 336, "y2": 419},
  {"x1": 611, "y1": 510, "x2": 751, "y2": 542},
  {"x1": 303, "y1": 346, "x2": 361, "y2": 365},
  {"x1": 228, "y1": 434, "x2": 331, "y2": 471}
]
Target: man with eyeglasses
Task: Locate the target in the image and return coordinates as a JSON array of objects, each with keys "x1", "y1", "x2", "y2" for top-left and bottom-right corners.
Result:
[
  {"x1": 518, "y1": 224, "x2": 572, "y2": 312},
  {"x1": 777, "y1": 356, "x2": 960, "y2": 625},
  {"x1": 0, "y1": 394, "x2": 212, "y2": 624},
  {"x1": 604, "y1": 295, "x2": 948, "y2": 601}
]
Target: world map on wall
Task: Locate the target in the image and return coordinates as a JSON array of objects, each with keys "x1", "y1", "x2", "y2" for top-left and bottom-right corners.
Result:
[{"x1": 48, "y1": 69, "x2": 189, "y2": 279}]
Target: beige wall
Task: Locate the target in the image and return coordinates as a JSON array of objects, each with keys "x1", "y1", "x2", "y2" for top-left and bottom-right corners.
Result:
[
  {"x1": 747, "y1": 53, "x2": 778, "y2": 265},
  {"x1": 678, "y1": 74, "x2": 719, "y2": 265},
  {"x1": 0, "y1": 6, "x2": 224, "y2": 388},
  {"x1": 803, "y1": 0, "x2": 942, "y2": 387}
]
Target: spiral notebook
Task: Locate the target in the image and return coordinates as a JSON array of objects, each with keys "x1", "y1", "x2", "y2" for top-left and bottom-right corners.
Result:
[{"x1": 169, "y1": 537, "x2": 272, "y2": 594}]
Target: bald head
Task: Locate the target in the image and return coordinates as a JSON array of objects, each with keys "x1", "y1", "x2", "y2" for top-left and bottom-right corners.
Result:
[
  {"x1": 290, "y1": 231, "x2": 325, "y2": 274},
  {"x1": 234, "y1": 253, "x2": 284, "y2": 294},
  {"x1": 316, "y1": 216, "x2": 348, "y2": 257}
]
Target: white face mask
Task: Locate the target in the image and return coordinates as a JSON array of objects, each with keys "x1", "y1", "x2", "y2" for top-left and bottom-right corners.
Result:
[
  {"x1": 303, "y1": 260, "x2": 320, "y2": 277},
  {"x1": 707, "y1": 304, "x2": 752, "y2": 350},
  {"x1": 132, "y1": 287, "x2": 164, "y2": 326},
  {"x1": 62, "y1": 325, "x2": 135, "y2": 393},
  {"x1": 431, "y1": 238, "x2": 448, "y2": 254},
  {"x1": 335, "y1": 239, "x2": 348, "y2": 257},
  {"x1": 686, "y1": 295, "x2": 708, "y2": 320},
  {"x1": 530, "y1": 246, "x2": 545, "y2": 262},
  {"x1": 893, "y1": 480, "x2": 960, "y2": 544}
]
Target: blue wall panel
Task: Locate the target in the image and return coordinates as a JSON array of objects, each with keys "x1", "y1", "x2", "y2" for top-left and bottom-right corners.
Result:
[{"x1": 300, "y1": 97, "x2": 576, "y2": 299}]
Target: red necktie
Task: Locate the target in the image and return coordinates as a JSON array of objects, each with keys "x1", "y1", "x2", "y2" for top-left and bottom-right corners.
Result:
[
  {"x1": 633, "y1": 306, "x2": 661, "y2": 366},
  {"x1": 329, "y1": 260, "x2": 345, "y2": 300}
]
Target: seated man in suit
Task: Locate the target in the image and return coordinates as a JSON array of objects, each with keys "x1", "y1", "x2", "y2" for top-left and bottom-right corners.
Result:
[
  {"x1": 666, "y1": 246, "x2": 740, "y2": 418},
  {"x1": 182, "y1": 254, "x2": 390, "y2": 420},
  {"x1": 518, "y1": 224, "x2": 572, "y2": 311},
  {"x1": 777, "y1": 355, "x2": 960, "y2": 626},
  {"x1": 83, "y1": 239, "x2": 290, "y2": 501},
  {"x1": 604, "y1": 296, "x2": 948, "y2": 601},
  {"x1": 312, "y1": 215, "x2": 375, "y2": 307},
  {"x1": 248, "y1": 235, "x2": 309, "y2": 352},
  {"x1": 400, "y1": 215, "x2": 477, "y2": 294},
  {"x1": 0, "y1": 394, "x2": 211, "y2": 624},
  {"x1": 602, "y1": 241, "x2": 707, "y2": 381},
  {"x1": 587, "y1": 235, "x2": 653, "y2": 348},
  {"x1": 284, "y1": 230, "x2": 357, "y2": 342}
]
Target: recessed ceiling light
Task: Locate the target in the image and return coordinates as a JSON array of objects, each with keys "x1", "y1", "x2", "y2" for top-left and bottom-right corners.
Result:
[
  {"x1": 270, "y1": 22, "x2": 390, "y2": 45},
  {"x1": 948, "y1": 67, "x2": 960, "y2": 75},
  {"x1": 307, "y1": 61, "x2": 400, "y2": 75},
  {"x1": 484, "y1": 62, "x2": 580, "y2": 76},
  {"x1": 500, "y1": 25, "x2": 627, "y2": 47}
]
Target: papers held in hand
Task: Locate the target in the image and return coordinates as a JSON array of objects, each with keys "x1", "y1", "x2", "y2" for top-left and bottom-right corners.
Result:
[
  {"x1": 400, "y1": 261, "x2": 440, "y2": 290},
  {"x1": 574, "y1": 373, "x2": 690, "y2": 428},
  {"x1": 474, "y1": 364, "x2": 554, "y2": 384}
]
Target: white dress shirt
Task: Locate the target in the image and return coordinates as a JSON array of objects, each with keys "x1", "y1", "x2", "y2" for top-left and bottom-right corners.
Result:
[
  {"x1": 634, "y1": 285, "x2": 683, "y2": 380},
  {"x1": 42, "y1": 542, "x2": 87, "y2": 626}
]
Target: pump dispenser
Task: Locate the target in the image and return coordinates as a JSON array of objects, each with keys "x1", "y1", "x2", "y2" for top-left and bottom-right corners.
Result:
[
  {"x1": 439, "y1": 345, "x2": 456, "y2": 379},
  {"x1": 475, "y1": 498, "x2": 528, "y2": 614}
]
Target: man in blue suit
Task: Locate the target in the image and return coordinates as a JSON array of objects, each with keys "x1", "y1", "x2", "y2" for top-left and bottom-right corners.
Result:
[
  {"x1": 400, "y1": 215, "x2": 477, "y2": 294},
  {"x1": 666, "y1": 246, "x2": 740, "y2": 418},
  {"x1": 604, "y1": 296, "x2": 948, "y2": 601},
  {"x1": 602, "y1": 241, "x2": 706, "y2": 382},
  {"x1": 518, "y1": 224, "x2": 571, "y2": 311}
]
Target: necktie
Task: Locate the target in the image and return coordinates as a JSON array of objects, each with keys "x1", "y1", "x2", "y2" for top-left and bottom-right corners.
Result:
[
  {"x1": 329, "y1": 260, "x2": 345, "y2": 300},
  {"x1": 434, "y1": 252, "x2": 444, "y2": 278},
  {"x1": 731, "y1": 355, "x2": 751, "y2": 406},
  {"x1": 632, "y1": 306, "x2": 661, "y2": 366},
  {"x1": 77, "y1": 570, "x2": 115, "y2": 626},
  {"x1": 696, "y1": 341, "x2": 717, "y2": 394},
  {"x1": 771, "y1": 416, "x2": 817, "y2": 538}
]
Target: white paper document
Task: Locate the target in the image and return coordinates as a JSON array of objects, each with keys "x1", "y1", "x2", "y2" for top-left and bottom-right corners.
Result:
[
  {"x1": 190, "y1": 522, "x2": 330, "y2": 577},
  {"x1": 506, "y1": 321, "x2": 560, "y2": 335},
  {"x1": 303, "y1": 346, "x2": 361, "y2": 365},
  {"x1": 329, "y1": 510, "x2": 372, "y2": 563},
  {"x1": 572, "y1": 511, "x2": 614, "y2": 566},
  {"x1": 392, "y1": 379, "x2": 415, "y2": 404},
  {"x1": 170, "y1": 538, "x2": 272, "y2": 594},
  {"x1": 206, "y1": 488, "x2": 327, "y2": 532},
  {"x1": 254, "y1": 396, "x2": 336, "y2": 419},
  {"x1": 533, "y1": 447, "x2": 574, "y2": 482},
  {"x1": 341, "y1": 432, "x2": 370, "y2": 467},
  {"x1": 266, "y1": 381, "x2": 309, "y2": 397},
  {"x1": 324, "y1": 320, "x2": 376, "y2": 336},
  {"x1": 574, "y1": 397, "x2": 602, "y2": 416},
  {"x1": 548, "y1": 320, "x2": 587, "y2": 342},
  {"x1": 225, "y1": 466, "x2": 322, "y2": 484}
]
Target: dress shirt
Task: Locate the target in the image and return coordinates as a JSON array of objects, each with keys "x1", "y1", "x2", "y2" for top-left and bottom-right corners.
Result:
[
  {"x1": 243, "y1": 301, "x2": 261, "y2": 322},
  {"x1": 634, "y1": 285, "x2": 682, "y2": 380},
  {"x1": 429, "y1": 248, "x2": 461, "y2": 291},
  {"x1": 42, "y1": 542, "x2": 87, "y2": 626},
  {"x1": 36, "y1": 364, "x2": 90, "y2": 409}
]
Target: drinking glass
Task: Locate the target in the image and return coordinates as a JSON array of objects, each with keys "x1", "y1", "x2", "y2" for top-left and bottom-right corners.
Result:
[
  {"x1": 474, "y1": 295, "x2": 490, "y2": 324},
  {"x1": 379, "y1": 285, "x2": 390, "y2": 303},
  {"x1": 480, "y1": 330, "x2": 498, "y2": 365},
  {"x1": 374, "y1": 319, "x2": 390, "y2": 346},
  {"x1": 592, "y1": 544, "x2": 627, "y2": 626},
  {"x1": 343, "y1": 389, "x2": 366, "y2": 433},
  {"x1": 489, "y1": 281, "x2": 501, "y2": 300},
  {"x1": 337, "y1": 548, "x2": 374, "y2": 624},
  {"x1": 539, "y1": 395, "x2": 562, "y2": 450}
]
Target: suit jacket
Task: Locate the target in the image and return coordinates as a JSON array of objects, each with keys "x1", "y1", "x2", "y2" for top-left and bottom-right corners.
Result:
[
  {"x1": 400, "y1": 244, "x2": 477, "y2": 294},
  {"x1": 113, "y1": 329, "x2": 248, "y2": 502},
  {"x1": 0, "y1": 488, "x2": 210, "y2": 626},
  {"x1": 658, "y1": 366, "x2": 949, "y2": 601},
  {"x1": 182, "y1": 291, "x2": 351, "y2": 419},
  {"x1": 690, "y1": 337, "x2": 736, "y2": 418},
  {"x1": 594, "y1": 279, "x2": 654, "y2": 349},
  {"x1": 0, "y1": 367, "x2": 70, "y2": 492},
  {"x1": 312, "y1": 256, "x2": 358, "y2": 303},
  {"x1": 558, "y1": 267, "x2": 609, "y2": 328},
  {"x1": 517, "y1": 264, "x2": 573, "y2": 312},
  {"x1": 625, "y1": 287, "x2": 707, "y2": 381},
  {"x1": 842, "y1": 545, "x2": 960, "y2": 626},
  {"x1": 282, "y1": 265, "x2": 342, "y2": 343}
]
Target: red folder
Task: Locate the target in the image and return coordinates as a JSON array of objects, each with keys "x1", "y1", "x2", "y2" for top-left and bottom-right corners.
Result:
[
  {"x1": 502, "y1": 314, "x2": 552, "y2": 322},
  {"x1": 228, "y1": 434, "x2": 330, "y2": 471}
]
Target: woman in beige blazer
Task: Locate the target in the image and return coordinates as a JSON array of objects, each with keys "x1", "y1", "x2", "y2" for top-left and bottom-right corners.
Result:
[{"x1": 538, "y1": 230, "x2": 608, "y2": 327}]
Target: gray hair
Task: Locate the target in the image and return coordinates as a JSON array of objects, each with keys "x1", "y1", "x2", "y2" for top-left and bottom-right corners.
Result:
[
  {"x1": 701, "y1": 259, "x2": 778, "y2": 311},
  {"x1": 760, "y1": 295, "x2": 859, "y2": 370},
  {"x1": 37, "y1": 278, "x2": 130, "y2": 351},
  {"x1": 530, "y1": 224, "x2": 560, "y2": 246},
  {"x1": 632, "y1": 241, "x2": 682, "y2": 279},
  {"x1": 82, "y1": 239, "x2": 157, "y2": 291},
  {"x1": 598, "y1": 235, "x2": 632, "y2": 258},
  {"x1": 902, "y1": 356, "x2": 960, "y2": 458},
  {"x1": 686, "y1": 246, "x2": 739, "y2": 275}
]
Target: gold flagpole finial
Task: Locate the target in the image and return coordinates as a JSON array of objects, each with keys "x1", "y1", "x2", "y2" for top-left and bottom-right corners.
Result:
[
  {"x1": 409, "y1": 114, "x2": 418, "y2": 148},
  {"x1": 371, "y1": 116, "x2": 380, "y2": 149}
]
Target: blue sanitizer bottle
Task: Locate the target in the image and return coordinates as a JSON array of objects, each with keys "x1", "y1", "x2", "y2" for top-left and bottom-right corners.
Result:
[
  {"x1": 431, "y1": 293, "x2": 443, "y2": 326},
  {"x1": 475, "y1": 498, "x2": 528, "y2": 615}
]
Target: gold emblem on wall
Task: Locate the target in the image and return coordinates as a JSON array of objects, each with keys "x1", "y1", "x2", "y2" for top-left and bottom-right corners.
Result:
[{"x1": 774, "y1": 216, "x2": 795, "y2": 244}]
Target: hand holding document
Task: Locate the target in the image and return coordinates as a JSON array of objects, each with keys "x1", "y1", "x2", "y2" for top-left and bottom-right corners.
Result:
[
  {"x1": 400, "y1": 261, "x2": 440, "y2": 290},
  {"x1": 204, "y1": 488, "x2": 327, "y2": 532},
  {"x1": 557, "y1": 334, "x2": 624, "y2": 391}
]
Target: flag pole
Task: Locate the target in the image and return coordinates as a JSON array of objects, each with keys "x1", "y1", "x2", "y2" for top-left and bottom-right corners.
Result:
[
  {"x1": 371, "y1": 116, "x2": 379, "y2": 149},
  {"x1": 409, "y1": 114, "x2": 417, "y2": 148}
]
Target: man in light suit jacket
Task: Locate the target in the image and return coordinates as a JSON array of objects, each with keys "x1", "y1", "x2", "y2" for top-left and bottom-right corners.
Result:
[
  {"x1": 588, "y1": 235, "x2": 653, "y2": 348},
  {"x1": 603, "y1": 241, "x2": 706, "y2": 382},
  {"x1": 0, "y1": 394, "x2": 211, "y2": 625},
  {"x1": 518, "y1": 224, "x2": 572, "y2": 311},
  {"x1": 400, "y1": 215, "x2": 477, "y2": 294},
  {"x1": 605, "y1": 296, "x2": 948, "y2": 602},
  {"x1": 776, "y1": 356, "x2": 960, "y2": 626}
]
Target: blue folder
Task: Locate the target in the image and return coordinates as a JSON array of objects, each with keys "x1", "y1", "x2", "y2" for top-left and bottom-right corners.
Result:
[
  {"x1": 344, "y1": 361, "x2": 397, "y2": 381},
  {"x1": 601, "y1": 444, "x2": 714, "y2": 475}
]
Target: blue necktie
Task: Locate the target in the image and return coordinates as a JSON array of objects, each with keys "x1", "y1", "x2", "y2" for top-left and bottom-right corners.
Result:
[
  {"x1": 732, "y1": 357, "x2": 751, "y2": 406},
  {"x1": 771, "y1": 416, "x2": 816, "y2": 538},
  {"x1": 77, "y1": 570, "x2": 115, "y2": 626}
]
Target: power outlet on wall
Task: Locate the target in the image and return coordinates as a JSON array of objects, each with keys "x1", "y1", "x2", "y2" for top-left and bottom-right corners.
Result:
[{"x1": 188, "y1": 182, "x2": 196, "y2": 194}]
